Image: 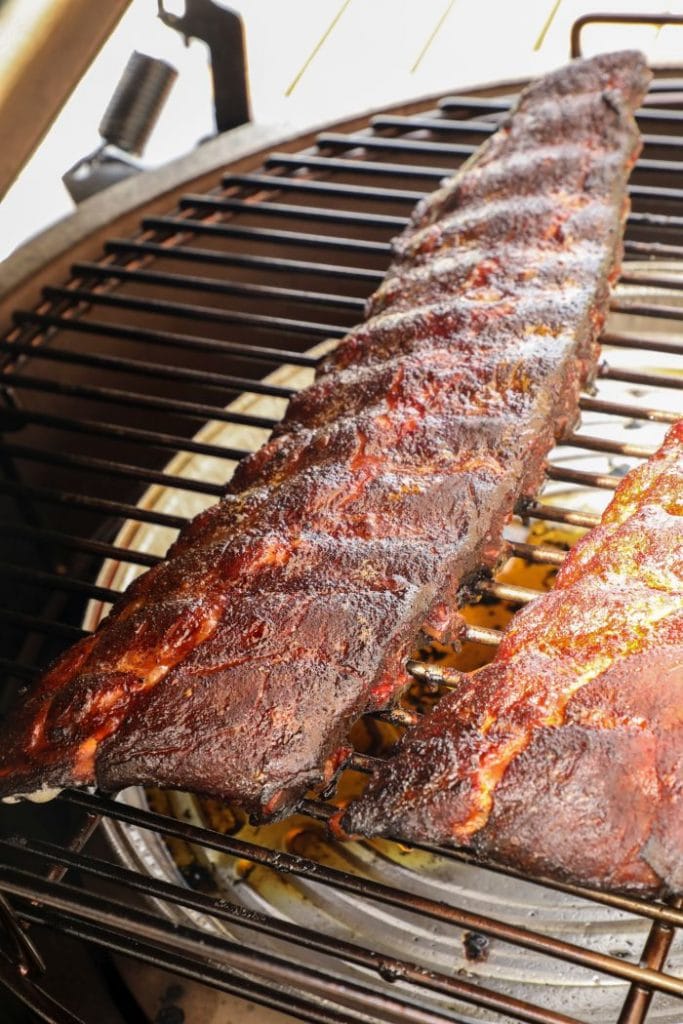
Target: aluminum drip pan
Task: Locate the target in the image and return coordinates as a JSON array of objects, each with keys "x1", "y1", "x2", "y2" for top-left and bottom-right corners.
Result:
[{"x1": 86, "y1": 266, "x2": 683, "y2": 1024}]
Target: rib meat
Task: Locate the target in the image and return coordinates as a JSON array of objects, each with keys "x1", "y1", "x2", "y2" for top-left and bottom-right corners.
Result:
[
  {"x1": 0, "y1": 51, "x2": 650, "y2": 819},
  {"x1": 339, "y1": 422, "x2": 683, "y2": 896}
]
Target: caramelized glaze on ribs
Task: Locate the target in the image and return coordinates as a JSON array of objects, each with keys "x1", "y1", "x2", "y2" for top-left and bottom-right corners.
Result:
[
  {"x1": 0, "y1": 52, "x2": 650, "y2": 818},
  {"x1": 340, "y1": 422, "x2": 683, "y2": 896}
]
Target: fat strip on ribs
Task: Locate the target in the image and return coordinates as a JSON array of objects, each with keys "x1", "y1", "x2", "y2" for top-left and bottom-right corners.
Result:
[
  {"x1": 0, "y1": 51, "x2": 651, "y2": 818},
  {"x1": 338, "y1": 422, "x2": 683, "y2": 896}
]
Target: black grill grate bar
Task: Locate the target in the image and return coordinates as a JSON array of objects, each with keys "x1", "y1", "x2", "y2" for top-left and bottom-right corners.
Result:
[
  {"x1": 179, "y1": 195, "x2": 683, "y2": 239},
  {"x1": 71, "y1": 262, "x2": 367, "y2": 313},
  {"x1": 608, "y1": 154, "x2": 683, "y2": 178},
  {"x1": 300, "y1": 798, "x2": 683, "y2": 987},
  {"x1": 619, "y1": 270, "x2": 683, "y2": 290},
  {"x1": 438, "y1": 94, "x2": 512, "y2": 114},
  {"x1": 523, "y1": 501, "x2": 600, "y2": 529},
  {"x1": 372, "y1": 113, "x2": 683, "y2": 159},
  {"x1": 609, "y1": 297, "x2": 683, "y2": 324},
  {"x1": 371, "y1": 114, "x2": 495, "y2": 134},
  {"x1": 579, "y1": 396, "x2": 680, "y2": 423},
  {"x1": 4, "y1": 620, "x2": 495, "y2": 668},
  {"x1": 50, "y1": 288, "x2": 680, "y2": 354},
  {"x1": 0, "y1": 525, "x2": 566, "y2": 585},
  {"x1": 317, "y1": 132, "x2": 477, "y2": 157},
  {"x1": 3, "y1": 369, "x2": 676, "y2": 447},
  {"x1": 615, "y1": 901, "x2": 683, "y2": 1024},
  {"x1": 0, "y1": 869, "x2": 479, "y2": 1024},
  {"x1": 602, "y1": 330, "x2": 683, "y2": 356},
  {"x1": 439, "y1": 91, "x2": 683, "y2": 117},
  {"x1": 60, "y1": 249, "x2": 683, "y2": 313},
  {"x1": 269, "y1": 148, "x2": 683, "y2": 186},
  {"x1": 180, "y1": 193, "x2": 409, "y2": 229},
  {"x1": 509, "y1": 541, "x2": 566, "y2": 566},
  {"x1": 0, "y1": 562, "x2": 119, "y2": 604},
  {"x1": 223, "y1": 171, "x2": 427, "y2": 201},
  {"x1": 601, "y1": 364, "x2": 683, "y2": 391},
  {"x1": 236, "y1": 169, "x2": 683, "y2": 208},
  {"x1": 546, "y1": 465, "x2": 619, "y2": 491},
  {"x1": 58, "y1": 790, "x2": 683, "y2": 998},
  {"x1": 2, "y1": 374, "x2": 279, "y2": 430},
  {"x1": 407, "y1": 660, "x2": 472, "y2": 688},
  {"x1": 0, "y1": 837, "x2": 581, "y2": 1024},
  {"x1": 19, "y1": 884, "x2": 683, "y2": 1024},
  {"x1": 151, "y1": 192, "x2": 683, "y2": 241},
  {"x1": 40, "y1": 288, "x2": 347, "y2": 341},
  {"x1": 610, "y1": 130, "x2": 679, "y2": 151},
  {"x1": 628, "y1": 210, "x2": 683, "y2": 230},
  {"x1": 93, "y1": 248, "x2": 683, "y2": 317},
  {"x1": 624, "y1": 238, "x2": 683, "y2": 258},
  {"x1": 317, "y1": 132, "x2": 683, "y2": 179},
  {"x1": 2, "y1": 333, "x2": 298, "y2": 399},
  {"x1": 0, "y1": 521, "x2": 158, "y2": 568},
  {"x1": 0, "y1": 608, "x2": 85, "y2": 641},
  {"x1": 265, "y1": 151, "x2": 447, "y2": 180},
  {"x1": 0, "y1": 459, "x2": 652, "y2": 618},
  {"x1": 63, "y1": 261, "x2": 683, "y2": 320},
  {"x1": 0, "y1": 444, "x2": 654, "y2": 578},
  {"x1": 1, "y1": 442, "x2": 227, "y2": 498},
  {"x1": 564, "y1": 432, "x2": 655, "y2": 459},
  {"x1": 7, "y1": 910, "x2": 371, "y2": 1024},
  {"x1": 183, "y1": 191, "x2": 683, "y2": 236},
  {"x1": 479, "y1": 580, "x2": 539, "y2": 604},
  {"x1": 0, "y1": 571, "x2": 546, "y2": 631},
  {"x1": 18, "y1": 907, "x2": 368, "y2": 1024},
  {"x1": 371, "y1": 704, "x2": 419, "y2": 727},
  {"x1": 350, "y1": 750, "x2": 383, "y2": 772},
  {"x1": 410, "y1": 840, "x2": 683, "y2": 930},
  {"x1": 45, "y1": 812, "x2": 101, "y2": 887},
  {"x1": 629, "y1": 183, "x2": 683, "y2": 202},
  {"x1": 0, "y1": 478, "x2": 187, "y2": 530},
  {"x1": 104, "y1": 236, "x2": 386, "y2": 281},
  {"x1": 142, "y1": 215, "x2": 393, "y2": 255},
  {"x1": 0, "y1": 407, "x2": 249, "y2": 462}
]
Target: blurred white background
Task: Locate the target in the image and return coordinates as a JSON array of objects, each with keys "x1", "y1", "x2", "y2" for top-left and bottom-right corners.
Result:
[{"x1": 2, "y1": 0, "x2": 683, "y2": 260}]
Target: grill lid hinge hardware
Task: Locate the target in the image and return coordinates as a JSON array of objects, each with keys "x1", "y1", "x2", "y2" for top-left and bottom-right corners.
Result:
[
  {"x1": 571, "y1": 12, "x2": 683, "y2": 59},
  {"x1": 157, "y1": 0, "x2": 251, "y2": 134}
]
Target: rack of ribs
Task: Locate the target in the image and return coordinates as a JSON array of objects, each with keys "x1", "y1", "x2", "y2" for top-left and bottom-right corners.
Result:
[
  {"x1": 0, "y1": 51, "x2": 651, "y2": 820},
  {"x1": 339, "y1": 422, "x2": 683, "y2": 896}
]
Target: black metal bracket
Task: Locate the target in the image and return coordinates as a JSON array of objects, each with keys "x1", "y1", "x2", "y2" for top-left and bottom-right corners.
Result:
[
  {"x1": 157, "y1": 0, "x2": 250, "y2": 133},
  {"x1": 571, "y1": 12, "x2": 683, "y2": 58},
  {"x1": 63, "y1": 52, "x2": 177, "y2": 204}
]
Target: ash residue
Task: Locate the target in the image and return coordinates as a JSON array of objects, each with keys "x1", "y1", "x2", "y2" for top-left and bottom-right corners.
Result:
[{"x1": 463, "y1": 930, "x2": 490, "y2": 962}]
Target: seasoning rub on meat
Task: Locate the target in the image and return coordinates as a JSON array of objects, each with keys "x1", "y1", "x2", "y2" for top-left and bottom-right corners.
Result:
[
  {"x1": 0, "y1": 51, "x2": 650, "y2": 820},
  {"x1": 338, "y1": 422, "x2": 683, "y2": 896}
]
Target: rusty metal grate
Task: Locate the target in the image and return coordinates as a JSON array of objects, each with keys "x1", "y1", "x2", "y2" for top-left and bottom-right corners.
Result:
[{"x1": 0, "y1": 64, "x2": 682, "y2": 1024}]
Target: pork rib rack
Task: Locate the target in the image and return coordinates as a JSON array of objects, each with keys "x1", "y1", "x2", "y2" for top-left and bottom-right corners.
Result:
[
  {"x1": 340, "y1": 422, "x2": 683, "y2": 896},
  {"x1": 0, "y1": 51, "x2": 650, "y2": 819}
]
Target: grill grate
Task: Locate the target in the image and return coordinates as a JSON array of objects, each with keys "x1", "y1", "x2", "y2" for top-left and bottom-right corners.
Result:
[{"x1": 0, "y1": 68, "x2": 682, "y2": 1024}]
